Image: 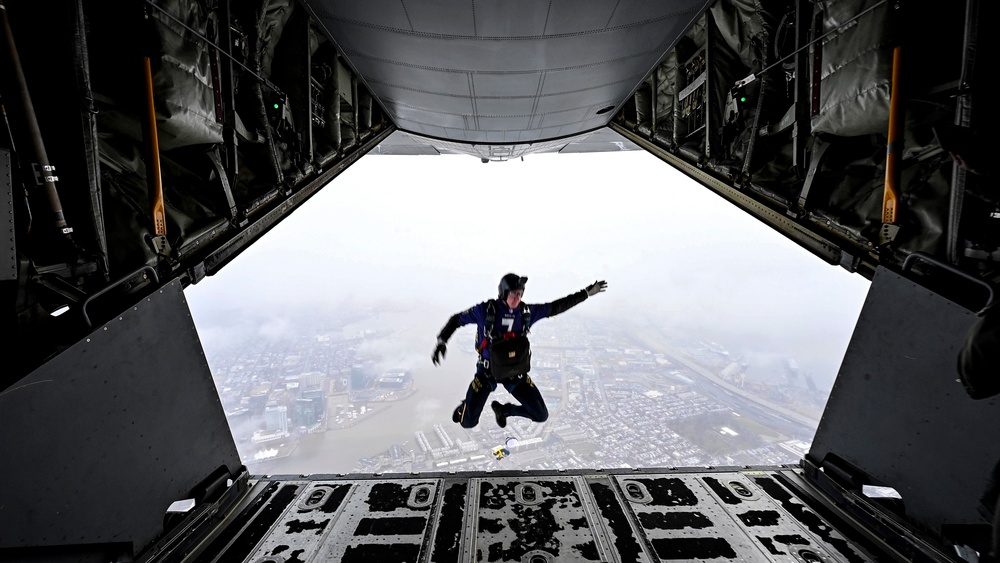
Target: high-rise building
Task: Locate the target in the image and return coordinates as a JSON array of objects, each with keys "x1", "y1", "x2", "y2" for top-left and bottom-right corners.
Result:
[
  {"x1": 263, "y1": 406, "x2": 289, "y2": 434},
  {"x1": 248, "y1": 393, "x2": 269, "y2": 415},
  {"x1": 350, "y1": 364, "x2": 371, "y2": 390},
  {"x1": 294, "y1": 398, "x2": 322, "y2": 427}
]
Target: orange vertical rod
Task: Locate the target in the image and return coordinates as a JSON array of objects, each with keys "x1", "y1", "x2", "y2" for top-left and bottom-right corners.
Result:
[
  {"x1": 142, "y1": 56, "x2": 166, "y2": 237},
  {"x1": 882, "y1": 44, "x2": 903, "y2": 225}
]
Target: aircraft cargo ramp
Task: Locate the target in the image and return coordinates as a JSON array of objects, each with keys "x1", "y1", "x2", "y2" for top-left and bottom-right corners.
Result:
[{"x1": 131, "y1": 468, "x2": 931, "y2": 563}]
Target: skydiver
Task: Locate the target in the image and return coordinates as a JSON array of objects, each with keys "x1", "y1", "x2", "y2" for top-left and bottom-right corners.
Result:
[
  {"x1": 956, "y1": 304, "x2": 1000, "y2": 562},
  {"x1": 957, "y1": 304, "x2": 1000, "y2": 401},
  {"x1": 431, "y1": 274, "x2": 607, "y2": 428}
]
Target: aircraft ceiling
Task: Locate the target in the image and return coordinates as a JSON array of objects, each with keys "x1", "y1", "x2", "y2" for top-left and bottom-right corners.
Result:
[{"x1": 304, "y1": 0, "x2": 712, "y2": 145}]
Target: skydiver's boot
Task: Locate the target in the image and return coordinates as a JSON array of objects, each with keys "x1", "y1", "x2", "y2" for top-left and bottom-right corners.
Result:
[
  {"x1": 452, "y1": 401, "x2": 465, "y2": 424},
  {"x1": 491, "y1": 401, "x2": 507, "y2": 428}
]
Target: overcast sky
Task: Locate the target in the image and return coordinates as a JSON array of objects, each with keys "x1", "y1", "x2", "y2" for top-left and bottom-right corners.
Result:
[{"x1": 185, "y1": 148, "x2": 871, "y2": 386}]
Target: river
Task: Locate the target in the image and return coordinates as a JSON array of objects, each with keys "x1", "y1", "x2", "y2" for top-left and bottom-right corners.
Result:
[{"x1": 247, "y1": 352, "x2": 505, "y2": 474}]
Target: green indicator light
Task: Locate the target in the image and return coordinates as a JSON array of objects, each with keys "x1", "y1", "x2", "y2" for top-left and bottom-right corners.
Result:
[
  {"x1": 273, "y1": 103, "x2": 279, "y2": 109},
  {"x1": 740, "y1": 97, "x2": 746, "y2": 103}
]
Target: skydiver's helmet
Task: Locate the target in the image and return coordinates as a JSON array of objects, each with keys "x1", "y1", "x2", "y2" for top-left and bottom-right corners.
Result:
[{"x1": 498, "y1": 273, "x2": 527, "y2": 300}]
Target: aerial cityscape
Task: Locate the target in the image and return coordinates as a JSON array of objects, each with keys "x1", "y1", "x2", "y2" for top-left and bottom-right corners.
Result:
[
  {"x1": 185, "y1": 148, "x2": 867, "y2": 479},
  {"x1": 204, "y1": 305, "x2": 831, "y2": 476}
]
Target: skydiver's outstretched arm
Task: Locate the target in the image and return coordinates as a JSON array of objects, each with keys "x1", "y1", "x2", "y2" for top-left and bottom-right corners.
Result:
[{"x1": 539, "y1": 280, "x2": 608, "y2": 319}]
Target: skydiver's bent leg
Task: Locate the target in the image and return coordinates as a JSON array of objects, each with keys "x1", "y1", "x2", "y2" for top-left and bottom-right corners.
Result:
[
  {"x1": 502, "y1": 373, "x2": 548, "y2": 423},
  {"x1": 458, "y1": 373, "x2": 495, "y2": 428},
  {"x1": 981, "y1": 459, "x2": 1000, "y2": 562}
]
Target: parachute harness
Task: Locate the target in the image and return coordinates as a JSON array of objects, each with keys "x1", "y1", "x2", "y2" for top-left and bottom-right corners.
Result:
[{"x1": 477, "y1": 299, "x2": 531, "y2": 370}]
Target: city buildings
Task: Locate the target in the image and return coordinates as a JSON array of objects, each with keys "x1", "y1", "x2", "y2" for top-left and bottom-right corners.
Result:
[{"x1": 206, "y1": 309, "x2": 826, "y2": 474}]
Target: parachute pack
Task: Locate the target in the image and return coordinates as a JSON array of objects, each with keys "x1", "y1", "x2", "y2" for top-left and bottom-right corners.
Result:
[{"x1": 479, "y1": 300, "x2": 532, "y2": 381}]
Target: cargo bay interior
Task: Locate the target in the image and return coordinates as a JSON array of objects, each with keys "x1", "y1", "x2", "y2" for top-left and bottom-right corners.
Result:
[{"x1": 1, "y1": 0, "x2": 997, "y2": 561}]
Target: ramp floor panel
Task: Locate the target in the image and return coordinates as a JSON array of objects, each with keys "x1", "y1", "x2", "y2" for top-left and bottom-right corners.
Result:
[{"x1": 187, "y1": 468, "x2": 892, "y2": 563}]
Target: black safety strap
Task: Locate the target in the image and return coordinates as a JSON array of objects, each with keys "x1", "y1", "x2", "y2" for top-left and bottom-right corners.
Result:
[{"x1": 476, "y1": 300, "x2": 496, "y2": 354}]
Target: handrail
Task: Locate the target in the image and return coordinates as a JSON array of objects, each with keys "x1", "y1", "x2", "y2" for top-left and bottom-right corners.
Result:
[
  {"x1": 81, "y1": 265, "x2": 160, "y2": 327},
  {"x1": 902, "y1": 252, "x2": 995, "y2": 314}
]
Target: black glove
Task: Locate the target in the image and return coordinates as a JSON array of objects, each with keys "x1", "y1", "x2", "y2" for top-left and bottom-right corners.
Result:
[
  {"x1": 432, "y1": 339, "x2": 447, "y2": 365},
  {"x1": 586, "y1": 280, "x2": 607, "y2": 297}
]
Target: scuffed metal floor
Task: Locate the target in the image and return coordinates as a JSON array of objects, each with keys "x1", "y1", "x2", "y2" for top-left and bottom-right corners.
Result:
[{"x1": 190, "y1": 468, "x2": 887, "y2": 562}]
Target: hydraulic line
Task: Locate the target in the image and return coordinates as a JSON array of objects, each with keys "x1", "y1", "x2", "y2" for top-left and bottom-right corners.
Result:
[
  {"x1": 0, "y1": 0, "x2": 70, "y2": 235},
  {"x1": 1, "y1": 95, "x2": 15, "y2": 153}
]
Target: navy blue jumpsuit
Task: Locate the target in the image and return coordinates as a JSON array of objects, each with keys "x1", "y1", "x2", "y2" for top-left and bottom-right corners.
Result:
[{"x1": 437, "y1": 289, "x2": 588, "y2": 428}]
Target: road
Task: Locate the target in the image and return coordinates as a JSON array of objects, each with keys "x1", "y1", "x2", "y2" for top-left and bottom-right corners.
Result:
[{"x1": 628, "y1": 322, "x2": 820, "y2": 441}]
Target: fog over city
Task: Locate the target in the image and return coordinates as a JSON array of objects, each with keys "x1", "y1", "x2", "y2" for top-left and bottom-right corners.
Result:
[{"x1": 185, "y1": 149, "x2": 871, "y2": 473}]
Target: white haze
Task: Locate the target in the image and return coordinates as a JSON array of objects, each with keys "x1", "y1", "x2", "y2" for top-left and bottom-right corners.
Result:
[{"x1": 186, "y1": 150, "x2": 871, "y2": 390}]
